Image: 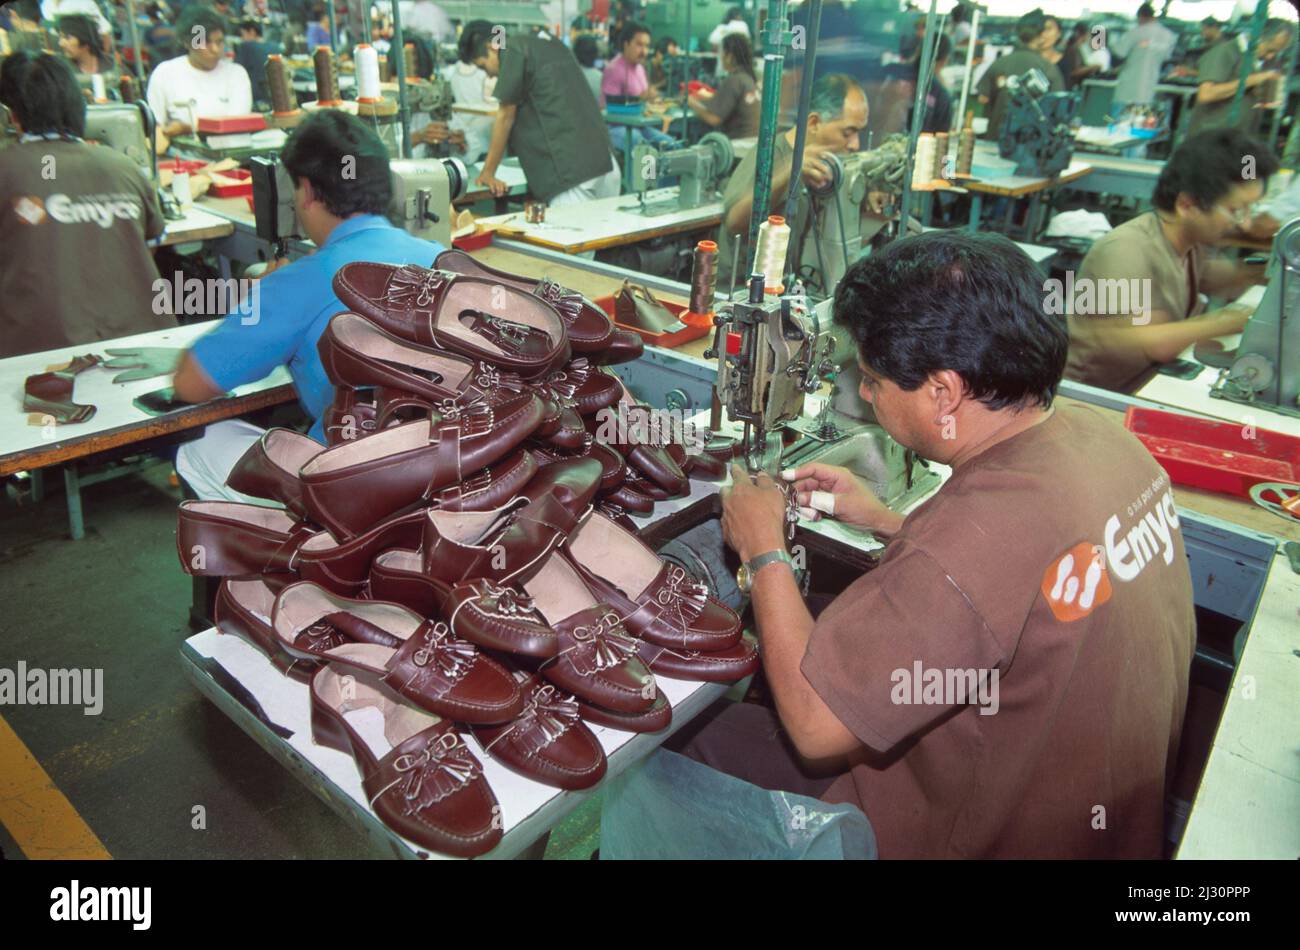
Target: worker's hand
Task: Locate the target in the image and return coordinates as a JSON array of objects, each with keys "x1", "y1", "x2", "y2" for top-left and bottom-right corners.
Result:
[
  {"x1": 162, "y1": 120, "x2": 190, "y2": 138},
  {"x1": 476, "y1": 170, "x2": 508, "y2": 197},
  {"x1": 784, "y1": 462, "x2": 898, "y2": 535},
  {"x1": 1248, "y1": 69, "x2": 1282, "y2": 88},
  {"x1": 417, "y1": 122, "x2": 456, "y2": 144},
  {"x1": 866, "y1": 190, "x2": 891, "y2": 215},
  {"x1": 720, "y1": 464, "x2": 789, "y2": 562},
  {"x1": 1220, "y1": 303, "x2": 1253, "y2": 333},
  {"x1": 800, "y1": 148, "x2": 833, "y2": 190}
]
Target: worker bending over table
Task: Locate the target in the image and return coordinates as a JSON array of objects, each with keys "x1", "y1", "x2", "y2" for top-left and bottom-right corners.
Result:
[
  {"x1": 1065, "y1": 129, "x2": 1275, "y2": 394},
  {"x1": 0, "y1": 52, "x2": 171, "y2": 358},
  {"x1": 171, "y1": 111, "x2": 441, "y2": 499},
  {"x1": 716, "y1": 73, "x2": 870, "y2": 282},
  {"x1": 679, "y1": 231, "x2": 1194, "y2": 859},
  {"x1": 146, "y1": 4, "x2": 252, "y2": 140},
  {"x1": 1186, "y1": 17, "x2": 1292, "y2": 135},
  {"x1": 464, "y1": 21, "x2": 619, "y2": 207}
]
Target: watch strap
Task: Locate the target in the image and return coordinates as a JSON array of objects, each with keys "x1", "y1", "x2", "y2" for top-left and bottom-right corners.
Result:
[{"x1": 746, "y1": 549, "x2": 793, "y2": 575}]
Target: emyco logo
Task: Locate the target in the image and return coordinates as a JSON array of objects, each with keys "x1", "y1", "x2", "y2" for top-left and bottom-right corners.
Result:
[
  {"x1": 49, "y1": 881, "x2": 151, "y2": 930},
  {"x1": 13, "y1": 195, "x2": 45, "y2": 224}
]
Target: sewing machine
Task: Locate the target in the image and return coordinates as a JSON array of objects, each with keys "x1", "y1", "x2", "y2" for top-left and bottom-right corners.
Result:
[
  {"x1": 998, "y1": 69, "x2": 1080, "y2": 178},
  {"x1": 799, "y1": 136, "x2": 909, "y2": 296},
  {"x1": 1210, "y1": 215, "x2": 1300, "y2": 417},
  {"x1": 85, "y1": 102, "x2": 155, "y2": 176},
  {"x1": 629, "y1": 132, "x2": 733, "y2": 217},
  {"x1": 250, "y1": 153, "x2": 467, "y2": 253}
]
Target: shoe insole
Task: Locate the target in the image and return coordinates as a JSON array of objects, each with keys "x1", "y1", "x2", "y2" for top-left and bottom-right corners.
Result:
[
  {"x1": 334, "y1": 313, "x2": 468, "y2": 388},
  {"x1": 226, "y1": 578, "x2": 276, "y2": 625},
  {"x1": 427, "y1": 501, "x2": 521, "y2": 546},
  {"x1": 522, "y1": 555, "x2": 599, "y2": 625},
  {"x1": 567, "y1": 513, "x2": 661, "y2": 601},
  {"x1": 264, "y1": 429, "x2": 324, "y2": 473},
  {"x1": 275, "y1": 584, "x2": 418, "y2": 644},
  {"x1": 302, "y1": 418, "x2": 436, "y2": 474},
  {"x1": 185, "y1": 500, "x2": 298, "y2": 533},
  {"x1": 315, "y1": 665, "x2": 441, "y2": 755}
]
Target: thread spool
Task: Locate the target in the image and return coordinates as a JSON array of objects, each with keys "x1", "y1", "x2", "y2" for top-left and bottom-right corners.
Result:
[
  {"x1": 90, "y1": 73, "x2": 106, "y2": 102},
  {"x1": 378, "y1": 54, "x2": 391, "y2": 83},
  {"x1": 754, "y1": 216, "x2": 790, "y2": 295},
  {"x1": 404, "y1": 42, "x2": 418, "y2": 82},
  {"x1": 313, "y1": 46, "x2": 341, "y2": 105},
  {"x1": 685, "y1": 240, "x2": 718, "y2": 327},
  {"x1": 118, "y1": 73, "x2": 137, "y2": 103},
  {"x1": 354, "y1": 43, "x2": 381, "y2": 101},
  {"x1": 912, "y1": 133, "x2": 936, "y2": 187},
  {"x1": 934, "y1": 131, "x2": 948, "y2": 180},
  {"x1": 957, "y1": 110, "x2": 975, "y2": 176},
  {"x1": 266, "y1": 54, "x2": 298, "y2": 115}
]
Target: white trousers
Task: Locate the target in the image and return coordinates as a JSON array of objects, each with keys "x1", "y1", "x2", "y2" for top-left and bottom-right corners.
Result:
[
  {"x1": 175, "y1": 418, "x2": 274, "y2": 504},
  {"x1": 549, "y1": 161, "x2": 622, "y2": 259}
]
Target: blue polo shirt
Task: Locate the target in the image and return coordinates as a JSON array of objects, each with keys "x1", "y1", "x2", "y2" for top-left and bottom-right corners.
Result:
[{"x1": 191, "y1": 215, "x2": 441, "y2": 442}]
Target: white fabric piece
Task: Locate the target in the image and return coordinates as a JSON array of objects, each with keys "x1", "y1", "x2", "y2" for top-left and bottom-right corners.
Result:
[
  {"x1": 1044, "y1": 209, "x2": 1113, "y2": 241},
  {"x1": 176, "y1": 418, "x2": 276, "y2": 503}
]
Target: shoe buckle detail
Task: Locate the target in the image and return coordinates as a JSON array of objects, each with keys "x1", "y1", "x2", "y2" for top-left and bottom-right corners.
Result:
[
  {"x1": 386, "y1": 266, "x2": 448, "y2": 311},
  {"x1": 391, "y1": 731, "x2": 478, "y2": 809},
  {"x1": 411, "y1": 621, "x2": 476, "y2": 680}
]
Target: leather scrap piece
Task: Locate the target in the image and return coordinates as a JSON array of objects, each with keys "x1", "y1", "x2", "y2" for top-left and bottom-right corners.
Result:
[{"x1": 23, "y1": 353, "x2": 104, "y2": 424}]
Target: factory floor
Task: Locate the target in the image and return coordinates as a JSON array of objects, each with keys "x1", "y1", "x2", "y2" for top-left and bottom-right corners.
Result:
[{"x1": 0, "y1": 460, "x2": 601, "y2": 860}]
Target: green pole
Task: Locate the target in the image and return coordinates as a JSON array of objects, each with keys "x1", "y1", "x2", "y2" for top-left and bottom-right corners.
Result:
[
  {"x1": 1227, "y1": 0, "x2": 1269, "y2": 128},
  {"x1": 746, "y1": 0, "x2": 790, "y2": 277}
]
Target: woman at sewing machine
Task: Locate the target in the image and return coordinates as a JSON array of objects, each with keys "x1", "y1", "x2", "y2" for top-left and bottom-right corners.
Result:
[
  {"x1": 1065, "y1": 129, "x2": 1275, "y2": 394},
  {"x1": 687, "y1": 32, "x2": 759, "y2": 140},
  {"x1": 56, "y1": 13, "x2": 119, "y2": 100}
]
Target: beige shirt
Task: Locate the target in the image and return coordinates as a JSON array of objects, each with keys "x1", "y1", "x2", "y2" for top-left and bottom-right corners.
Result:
[
  {"x1": 803, "y1": 405, "x2": 1195, "y2": 858},
  {"x1": 1065, "y1": 212, "x2": 1207, "y2": 392}
]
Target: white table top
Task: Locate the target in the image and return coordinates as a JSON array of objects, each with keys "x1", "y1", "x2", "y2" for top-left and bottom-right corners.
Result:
[
  {"x1": 1178, "y1": 550, "x2": 1300, "y2": 859},
  {"x1": 477, "y1": 187, "x2": 723, "y2": 253},
  {"x1": 1, "y1": 322, "x2": 290, "y2": 464},
  {"x1": 156, "y1": 205, "x2": 236, "y2": 247}
]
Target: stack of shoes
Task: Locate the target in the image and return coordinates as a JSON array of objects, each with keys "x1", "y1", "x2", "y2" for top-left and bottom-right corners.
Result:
[{"x1": 175, "y1": 258, "x2": 755, "y2": 858}]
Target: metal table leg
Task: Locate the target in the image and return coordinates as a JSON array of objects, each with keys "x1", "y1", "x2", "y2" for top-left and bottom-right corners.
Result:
[{"x1": 63, "y1": 464, "x2": 84, "y2": 540}]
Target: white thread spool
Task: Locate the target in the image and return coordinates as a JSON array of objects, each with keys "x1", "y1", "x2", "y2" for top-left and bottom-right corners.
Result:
[
  {"x1": 754, "y1": 215, "x2": 790, "y2": 294},
  {"x1": 912, "y1": 133, "x2": 936, "y2": 187},
  {"x1": 354, "y1": 43, "x2": 382, "y2": 101},
  {"x1": 91, "y1": 73, "x2": 106, "y2": 102},
  {"x1": 172, "y1": 171, "x2": 193, "y2": 208}
]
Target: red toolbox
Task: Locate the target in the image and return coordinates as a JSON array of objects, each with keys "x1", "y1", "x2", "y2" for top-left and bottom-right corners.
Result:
[{"x1": 1124, "y1": 406, "x2": 1300, "y2": 499}]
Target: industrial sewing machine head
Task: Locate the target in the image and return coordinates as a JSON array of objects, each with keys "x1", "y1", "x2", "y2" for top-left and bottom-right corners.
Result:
[
  {"x1": 1210, "y1": 215, "x2": 1300, "y2": 416},
  {"x1": 630, "y1": 131, "x2": 734, "y2": 217},
  {"x1": 705, "y1": 273, "x2": 836, "y2": 472},
  {"x1": 998, "y1": 68, "x2": 1080, "y2": 178}
]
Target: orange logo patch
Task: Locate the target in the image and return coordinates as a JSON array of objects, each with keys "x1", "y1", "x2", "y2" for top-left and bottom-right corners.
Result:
[
  {"x1": 14, "y1": 195, "x2": 45, "y2": 225},
  {"x1": 1041, "y1": 541, "x2": 1112, "y2": 622}
]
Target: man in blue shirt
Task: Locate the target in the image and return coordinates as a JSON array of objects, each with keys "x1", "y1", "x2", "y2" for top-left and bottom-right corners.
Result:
[{"x1": 172, "y1": 110, "x2": 442, "y2": 500}]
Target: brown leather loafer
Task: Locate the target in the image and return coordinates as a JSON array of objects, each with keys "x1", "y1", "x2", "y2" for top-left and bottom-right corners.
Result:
[
  {"x1": 299, "y1": 399, "x2": 545, "y2": 539},
  {"x1": 635, "y1": 636, "x2": 760, "y2": 683},
  {"x1": 226, "y1": 428, "x2": 324, "y2": 519},
  {"x1": 569, "y1": 365, "x2": 622, "y2": 417},
  {"x1": 333, "y1": 263, "x2": 570, "y2": 378},
  {"x1": 599, "y1": 482, "x2": 656, "y2": 514},
  {"x1": 576, "y1": 690, "x2": 672, "y2": 733},
  {"x1": 434, "y1": 248, "x2": 614, "y2": 352},
  {"x1": 177, "y1": 500, "x2": 313, "y2": 577},
  {"x1": 564, "y1": 512, "x2": 742, "y2": 651},
  {"x1": 588, "y1": 327, "x2": 644, "y2": 365},
  {"x1": 215, "y1": 579, "x2": 319, "y2": 682},
  {"x1": 322, "y1": 389, "x2": 381, "y2": 445},
  {"x1": 531, "y1": 437, "x2": 626, "y2": 493},
  {"x1": 296, "y1": 509, "x2": 425, "y2": 595},
  {"x1": 472, "y1": 673, "x2": 607, "y2": 790},
  {"x1": 311, "y1": 666, "x2": 502, "y2": 857},
  {"x1": 275, "y1": 582, "x2": 523, "y2": 724}
]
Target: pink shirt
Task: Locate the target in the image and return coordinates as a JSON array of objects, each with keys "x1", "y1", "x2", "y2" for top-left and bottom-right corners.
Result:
[{"x1": 600, "y1": 55, "x2": 647, "y2": 106}]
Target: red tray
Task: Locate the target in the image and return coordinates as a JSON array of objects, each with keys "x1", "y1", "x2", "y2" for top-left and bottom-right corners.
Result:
[
  {"x1": 197, "y1": 114, "x2": 267, "y2": 134},
  {"x1": 208, "y1": 168, "x2": 252, "y2": 198},
  {"x1": 452, "y1": 230, "x2": 494, "y2": 251},
  {"x1": 158, "y1": 159, "x2": 207, "y2": 175},
  {"x1": 593, "y1": 294, "x2": 711, "y2": 349},
  {"x1": 1124, "y1": 407, "x2": 1300, "y2": 499}
]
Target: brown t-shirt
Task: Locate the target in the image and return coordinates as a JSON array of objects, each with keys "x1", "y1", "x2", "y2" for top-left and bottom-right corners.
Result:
[
  {"x1": 0, "y1": 139, "x2": 170, "y2": 358},
  {"x1": 802, "y1": 405, "x2": 1195, "y2": 858},
  {"x1": 1065, "y1": 212, "x2": 1207, "y2": 393},
  {"x1": 703, "y1": 71, "x2": 761, "y2": 140}
]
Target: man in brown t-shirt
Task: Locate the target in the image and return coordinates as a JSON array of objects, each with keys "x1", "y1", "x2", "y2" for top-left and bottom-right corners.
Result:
[{"x1": 680, "y1": 230, "x2": 1195, "y2": 858}]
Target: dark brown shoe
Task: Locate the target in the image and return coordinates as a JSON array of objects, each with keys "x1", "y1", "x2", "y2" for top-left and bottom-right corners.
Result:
[
  {"x1": 176, "y1": 500, "x2": 314, "y2": 577},
  {"x1": 588, "y1": 327, "x2": 644, "y2": 366},
  {"x1": 299, "y1": 399, "x2": 545, "y2": 539},
  {"x1": 333, "y1": 263, "x2": 570, "y2": 378},
  {"x1": 576, "y1": 689, "x2": 672, "y2": 733},
  {"x1": 226, "y1": 428, "x2": 324, "y2": 519},
  {"x1": 635, "y1": 636, "x2": 760, "y2": 683},
  {"x1": 214, "y1": 578, "x2": 320, "y2": 682},
  {"x1": 311, "y1": 666, "x2": 502, "y2": 857}
]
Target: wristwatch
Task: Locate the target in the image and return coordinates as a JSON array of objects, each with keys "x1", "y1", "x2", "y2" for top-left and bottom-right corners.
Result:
[{"x1": 736, "y1": 549, "x2": 794, "y2": 593}]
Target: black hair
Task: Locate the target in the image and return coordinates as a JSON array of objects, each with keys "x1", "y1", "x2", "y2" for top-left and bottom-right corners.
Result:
[
  {"x1": 239, "y1": 19, "x2": 262, "y2": 36},
  {"x1": 176, "y1": 5, "x2": 230, "y2": 48},
  {"x1": 1137, "y1": 4, "x2": 1155, "y2": 19},
  {"x1": 1072, "y1": 22, "x2": 1090, "y2": 39},
  {"x1": 280, "y1": 110, "x2": 392, "y2": 217},
  {"x1": 57, "y1": 14, "x2": 109, "y2": 69},
  {"x1": 458, "y1": 18, "x2": 495, "y2": 63},
  {"x1": 1262, "y1": 18, "x2": 1296, "y2": 41},
  {"x1": 933, "y1": 33, "x2": 951, "y2": 62},
  {"x1": 6, "y1": 0, "x2": 42, "y2": 21},
  {"x1": 619, "y1": 20, "x2": 650, "y2": 52},
  {"x1": 721, "y1": 32, "x2": 755, "y2": 82},
  {"x1": 1015, "y1": 9, "x2": 1045, "y2": 46},
  {"x1": 724, "y1": 6, "x2": 743, "y2": 23},
  {"x1": 574, "y1": 34, "x2": 599, "y2": 68},
  {"x1": 1153, "y1": 129, "x2": 1278, "y2": 213},
  {"x1": 809, "y1": 72, "x2": 864, "y2": 122},
  {"x1": 0, "y1": 50, "x2": 86, "y2": 137},
  {"x1": 654, "y1": 35, "x2": 677, "y2": 56},
  {"x1": 1201, "y1": 16, "x2": 1221, "y2": 28},
  {"x1": 833, "y1": 230, "x2": 1067, "y2": 411}
]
